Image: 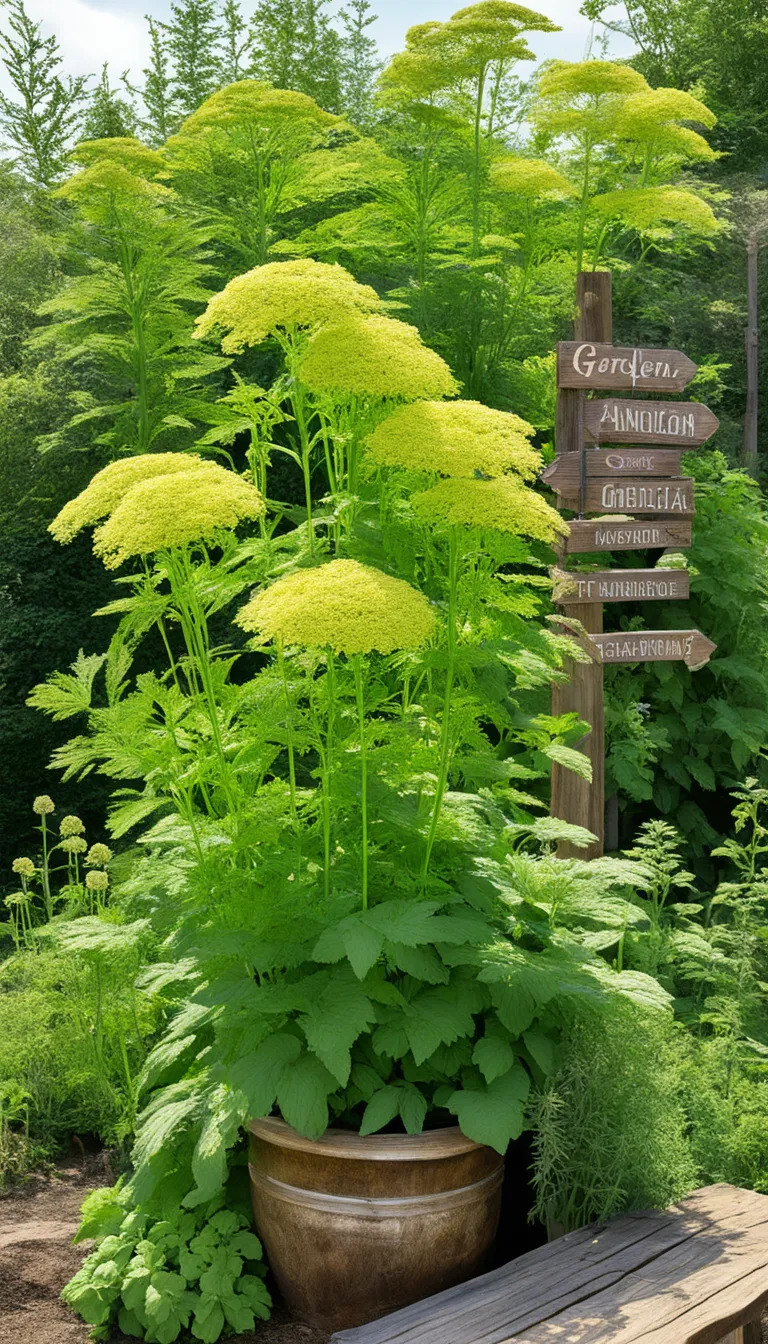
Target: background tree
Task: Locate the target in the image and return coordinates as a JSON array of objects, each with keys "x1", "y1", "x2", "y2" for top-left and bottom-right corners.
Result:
[
  {"x1": 0, "y1": 0, "x2": 87, "y2": 187},
  {"x1": 339, "y1": 0, "x2": 380, "y2": 127},
  {"x1": 81, "y1": 65, "x2": 137, "y2": 142},
  {"x1": 250, "y1": 0, "x2": 343, "y2": 111},
  {"x1": 139, "y1": 18, "x2": 176, "y2": 144},
  {"x1": 165, "y1": 0, "x2": 224, "y2": 121},
  {"x1": 220, "y1": 0, "x2": 252, "y2": 83}
]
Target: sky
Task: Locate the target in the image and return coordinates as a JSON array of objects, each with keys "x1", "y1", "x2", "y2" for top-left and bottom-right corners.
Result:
[{"x1": 17, "y1": 0, "x2": 633, "y2": 87}]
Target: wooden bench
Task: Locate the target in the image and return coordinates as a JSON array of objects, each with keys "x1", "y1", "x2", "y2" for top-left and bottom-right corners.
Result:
[{"x1": 331, "y1": 1185, "x2": 768, "y2": 1344}]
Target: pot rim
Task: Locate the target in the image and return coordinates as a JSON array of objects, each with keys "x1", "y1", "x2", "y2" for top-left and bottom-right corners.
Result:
[{"x1": 248, "y1": 1115, "x2": 487, "y2": 1161}]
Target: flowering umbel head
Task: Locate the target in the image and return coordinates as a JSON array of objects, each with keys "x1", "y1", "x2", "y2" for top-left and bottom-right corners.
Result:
[
  {"x1": 62, "y1": 836, "x2": 88, "y2": 854},
  {"x1": 412, "y1": 476, "x2": 568, "y2": 542},
  {"x1": 33, "y1": 796, "x2": 55, "y2": 815},
  {"x1": 50, "y1": 453, "x2": 211, "y2": 544},
  {"x1": 86, "y1": 844, "x2": 113, "y2": 868},
  {"x1": 194, "y1": 259, "x2": 382, "y2": 353},
  {"x1": 86, "y1": 870, "x2": 109, "y2": 893},
  {"x1": 92, "y1": 466, "x2": 265, "y2": 568},
  {"x1": 298, "y1": 315, "x2": 459, "y2": 401},
  {"x1": 12, "y1": 858, "x2": 35, "y2": 878},
  {"x1": 366, "y1": 401, "x2": 540, "y2": 480},
  {"x1": 60, "y1": 815, "x2": 85, "y2": 838},
  {"x1": 237, "y1": 560, "x2": 436, "y2": 656}
]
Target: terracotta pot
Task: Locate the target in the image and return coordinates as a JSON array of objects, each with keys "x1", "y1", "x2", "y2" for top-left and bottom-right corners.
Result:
[{"x1": 248, "y1": 1116, "x2": 504, "y2": 1332}]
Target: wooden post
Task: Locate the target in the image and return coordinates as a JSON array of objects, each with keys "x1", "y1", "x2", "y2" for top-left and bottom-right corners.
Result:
[
  {"x1": 744, "y1": 229, "x2": 759, "y2": 478},
  {"x1": 551, "y1": 272, "x2": 611, "y2": 859}
]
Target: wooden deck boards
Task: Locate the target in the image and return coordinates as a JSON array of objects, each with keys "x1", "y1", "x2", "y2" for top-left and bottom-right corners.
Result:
[{"x1": 331, "y1": 1185, "x2": 768, "y2": 1344}]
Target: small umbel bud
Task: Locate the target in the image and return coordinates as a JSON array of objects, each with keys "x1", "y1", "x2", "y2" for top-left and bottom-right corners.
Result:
[
  {"x1": 62, "y1": 836, "x2": 88, "y2": 854},
  {"x1": 85, "y1": 870, "x2": 109, "y2": 893},
  {"x1": 33, "y1": 795, "x2": 55, "y2": 815},
  {"x1": 60, "y1": 815, "x2": 85, "y2": 838},
  {"x1": 86, "y1": 843, "x2": 113, "y2": 868},
  {"x1": 12, "y1": 858, "x2": 35, "y2": 878}
]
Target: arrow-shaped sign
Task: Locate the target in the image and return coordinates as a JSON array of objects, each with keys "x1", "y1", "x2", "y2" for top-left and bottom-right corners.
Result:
[
  {"x1": 558, "y1": 342, "x2": 698, "y2": 393},
  {"x1": 545, "y1": 475, "x2": 696, "y2": 517},
  {"x1": 589, "y1": 630, "x2": 716, "y2": 670},
  {"x1": 553, "y1": 568, "x2": 690, "y2": 605},
  {"x1": 542, "y1": 450, "x2": 683, "y2": 492},
  {"x1": 584, "y1": 399, "x2": 719, "y2": 447},
  {"x1": 562, "y1": 519, "x2": 693, "y2": 554}
]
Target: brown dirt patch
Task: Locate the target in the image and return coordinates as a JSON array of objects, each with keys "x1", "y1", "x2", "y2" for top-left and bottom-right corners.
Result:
[{"x1": 0, "y1": 1157, "x2": 329, "y2": 1344}]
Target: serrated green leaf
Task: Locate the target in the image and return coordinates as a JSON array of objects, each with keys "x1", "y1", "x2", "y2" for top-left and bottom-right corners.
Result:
[
  {"x1": 398, "y1": 1084, "x2": 427, "y2": 1135},
  {"x1": 522, "y1": 1029, "x2": 555, "y2": 1075},
  {"x1": 300, "y1": 980, "x2": 375, "y2": 1085},
  {"x1": 343, "y1": 919, "x2": 385, "y2": 978},
  {"x1": 360, "y1": 1086, "x2": 401, "y2": 1136},
  {"x1": 386, "y1": 941, "x2": 449, "y2": 984},
  {"x1": 227, "y1": 1032, "x2": 302, "y2": 1117},
  {"x1": 365, "y1": 900, "x2": 442, "y2": 946},
  {"x1": 448, "y1": 1065, "x2": 531, "y2": 1154},
  {"x1": 276, "y1": 1053, "x2": 335, "y2": 1139},
  {"x1": 473, "y1": 1035, "x2": 515, "y2": 1083}
]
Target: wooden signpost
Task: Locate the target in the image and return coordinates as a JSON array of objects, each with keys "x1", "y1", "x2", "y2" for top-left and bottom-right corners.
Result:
[
  {"x1": 584, "y1": 399, "x2": 719, "y2": 446},
  {"x1": 548, "y1": 272, "x2": 716, "y2": 859}
]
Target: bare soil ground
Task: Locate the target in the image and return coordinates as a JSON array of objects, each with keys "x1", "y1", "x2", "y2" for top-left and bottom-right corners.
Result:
[{"x1": 0, "y1": 1157, "x2": 329, "y2": 1344}]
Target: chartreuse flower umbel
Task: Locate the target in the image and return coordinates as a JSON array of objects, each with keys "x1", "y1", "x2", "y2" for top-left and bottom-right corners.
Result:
[
  {"x1": 194, "y1": 258, "x2": 382, "y2": 353},
  {"x1": 413, "y1": 474, "x2": 567, "y2": 542},
  {"x1": 237, "y1": 559, "x2": 436, "y2": 656},
  {"x1": 366, "y1": 400, "x2": 541, "y2": 480},
  {"x1": 50, "y1": 453, "x2": 211, "y2": 544},
  {"x1": 298, "y1": 314, "x2": 459, "y2": 400},
  {"x1": 92, "y1": 467, "x2": 265, "y2": 568},
  {"x1": 239, "y1": 560, "x2": 435, "y2": 910}
]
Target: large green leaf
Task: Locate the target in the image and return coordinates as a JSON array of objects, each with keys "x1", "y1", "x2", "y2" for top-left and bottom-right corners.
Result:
[
  {"x1": 473, "y1": 1034, "x2": 515, "y2": 1084},
  {"x1": 448, "y1": 1065, "x2": 531, "y2": 1154},
  {"x1": 300, "y1": 979, "x2": 375, "y2": 1085},
  {"x1": 276, "y1": 1053, "x2": 336, "y2": 1139},
  {"x1": 227, "y1": 1032, "x2": 302, "y2": 1117}
]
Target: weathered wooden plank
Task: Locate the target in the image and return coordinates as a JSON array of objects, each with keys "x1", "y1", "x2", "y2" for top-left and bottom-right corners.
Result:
[
  {"x1": 550, "y1": 476, "x2": 695, "y2": 517},
  {"x1": 542, "y1": 449, "x2": 684, "y2": 489},
  {"x1": 558, "y1": 341, "x2": 698, "y2": 392},
  {"x1": 332, "y1": 1186, "x2": 768, "y2": 1344},
  {"x1": 554, "y1": 568, "x2": 690, "y2": 605},
  {"x1": 562, "y1": 518, "x2": 693, "y2": 555},
  {"x1": 590, "y1": 630, "x2": 716, "y2": 669},
  {"x1": 584, "y1": 399, "x2": 719, "y2": 446}
]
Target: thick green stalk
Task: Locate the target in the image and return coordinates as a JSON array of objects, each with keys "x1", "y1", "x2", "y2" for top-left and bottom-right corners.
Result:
[
  {"x1": 277, "y1": 638, "x2": 299, "y2": 830},
  {"x1": 353, "y1": 656, "x2": 369, "y2": 911},
  {"x1": 324, "y1": 650, "x2": 337, "y2": 899},
  {"x1": 422, "y1": 530, "x2": 460, "y2": 883},
  {"x1": 471, "y1": 65, "x2": 489, "y2": 259},
  {"x1": 40, "y1": 816, "x2": 52, "y2": 922}
]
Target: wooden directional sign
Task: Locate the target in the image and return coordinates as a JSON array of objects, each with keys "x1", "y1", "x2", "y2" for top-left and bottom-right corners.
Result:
[
  {"x1": 548, "y1": 476, "x2": 696, "y2": 517},
  {"x1": 589, "y1": 630, "x2": 716, "y2": 670},
  {"x1": 563, "y1": 518, "x2": 693, "y2": 554},
  {"x1": 584, "y1": 399, "x2": 719, "y2": 447},
  {"x1": 541, "y1": 450, "x2": 683, "y2": 495},
  {"x1": 554, "y1": 568, "x2": 690, "y2": 605},
  {"x1": 558, "y1": 342, "x2": 698, "y2": 393}
]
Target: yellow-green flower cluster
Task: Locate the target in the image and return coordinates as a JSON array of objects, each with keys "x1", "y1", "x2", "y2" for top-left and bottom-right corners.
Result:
[
  {"x1": 366, "y1": 400, "x2": 540, "y2": 480},
  {"x1": 86, "y1": 844, "x2": 113, "y2": 868},
  {"x1": 412, "y1": 475, "x2": 568, "y2": 542},
  {"x1": 50, "y1": 453, "x2": 210, "y2": 544},
  {"x1": 195, "y1": 259, "x2": 381, "y2": 353},
  {"x1": 298, "y1": 315, "x2": 458, "y2": 401},
  {"x1": 60, "y1": 815, "x2": 85, "y2": 838},
  {"x1": 615, "y1": 88, "x2": 717, "y2": 161},
  {"x1": 93, "y1": 466, "x2": 265, "y2": 569},
  {"x1": 86, "y1": 870, "x2": 109, "y2": 893},
  {"x1": 70, "y1": 138, "x2": 167, "y2": 179},
  {"x1": 62, "y1": 836, "x2": 88, "y2": 855},
  {"x1": 491, "y1": 156, "x2": 574, "y2": 200},
  {"x1": 174, "y1": 81, "x2": 336, "y2": 140},
  {"x1": 12, "y1": 858, "x2": 35, "y2": 877},
  {"x1": 537, "y1": 59, "x2": 647, "y2": 100},
  {"x1": 591, "y1": 187, "x2": 719, "y2": 238},
  {"x1": 56, "y1": 161, "x2": 173, "y2": 205},
  {"x1": 33, "y1": 796, "x2": 55, "y2": 815},
  {"x1": 237, "y1": 560, "x2": 436, "y2": 656}
]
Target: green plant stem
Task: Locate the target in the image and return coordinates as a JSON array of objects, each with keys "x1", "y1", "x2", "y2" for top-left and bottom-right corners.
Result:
[
  {"x1": 40, "y1": 816, "x2": 52, "y2": 922},
  {"x1": 353, "y1": 655, "x2": 369, "y2": 911},
  {"x1": 422, "y1": 530, "x2": 460, "y2": 883},
  {"x1": 324, "y1": 649, "x2": 337, "y2": 900},
  {"x1": 277, "y1": 638, "x2": 298, "y2": 830}
]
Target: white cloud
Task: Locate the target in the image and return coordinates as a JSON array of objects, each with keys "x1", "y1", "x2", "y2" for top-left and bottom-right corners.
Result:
[{"x1": 21, "y1": 0, "x2": 151, "y2": 80}]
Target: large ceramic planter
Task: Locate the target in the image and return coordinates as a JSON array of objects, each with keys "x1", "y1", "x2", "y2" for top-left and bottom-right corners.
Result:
[{"x1": 248, "y1": 1116, "x2": 504, "y2": 1332}]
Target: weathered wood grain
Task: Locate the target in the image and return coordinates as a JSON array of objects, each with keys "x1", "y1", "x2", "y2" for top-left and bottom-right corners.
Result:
[
  {"x1": 590, "y1": 630, "x2": 716, "y2": 669},
  {"x1": 558, "y1": 341, "x2": 698, "y2": 392},
  {"x1": 584, "y1": 399, "x2": 719, "y2": 446},
  {"x1": 554, "y1": 568, "x2": 690, "y2": 605},
  {"x1": 331, "y1": 1185, "x2": 768, "y2": 1344},
  {"x1": 542, "y1": 449, "x2": 684, "y2": 489},
  {"x1": 550, "y1": 476, "x2": 696, "y2": 517},
  {"x1": 563, "y1": 518, "x2": 693, "y2": 554}
]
